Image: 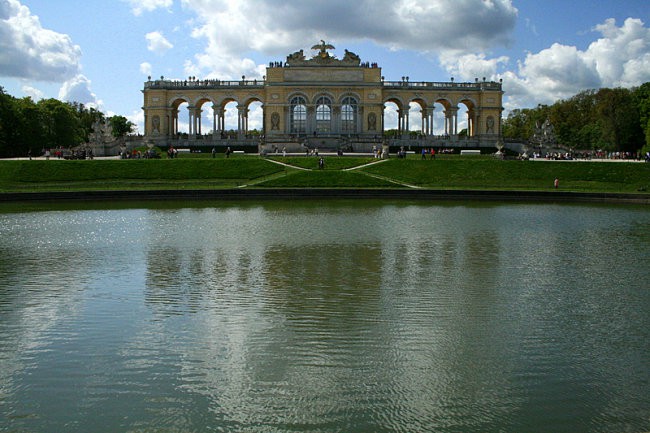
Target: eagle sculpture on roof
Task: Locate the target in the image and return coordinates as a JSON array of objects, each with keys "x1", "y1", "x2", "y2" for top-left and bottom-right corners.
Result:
[{"x1": 312, "y1": 40, "x2": 335, "y2": 58}]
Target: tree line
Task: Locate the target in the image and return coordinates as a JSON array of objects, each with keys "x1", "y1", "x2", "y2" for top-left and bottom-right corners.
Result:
[
  {"x1": 503, "y1": 82, "x2": 650, "y2": 154},
  {"x1": 0, "y1": 86, "x2": 135, "y2": 158}
]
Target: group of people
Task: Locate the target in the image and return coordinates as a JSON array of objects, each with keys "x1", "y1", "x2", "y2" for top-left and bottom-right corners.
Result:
[
  {"x1": 211, "y1": 147, "x2": 232, "y2": 158},
  {"x1": 371, "y1": 145, "x2": 388, "y2": 159},
  {"x1": 530, "y1": 150, "x2": 649, "y2": 161},
  {"x1": 421, "y1": 148, "x2": 437, "y2": 159},
  {"x1": 35, "y1": 147, "x2": 95, "y2": 160}
]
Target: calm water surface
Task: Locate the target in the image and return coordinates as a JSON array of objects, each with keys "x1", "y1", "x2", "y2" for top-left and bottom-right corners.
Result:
[{"x1": 0, "y1": 200, "x2": 648, "y2": 433}]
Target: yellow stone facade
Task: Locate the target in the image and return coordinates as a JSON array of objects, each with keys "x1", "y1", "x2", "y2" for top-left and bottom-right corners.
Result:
[{"x1": 142, "y1": 44, "x2": 503, "y2": 151}]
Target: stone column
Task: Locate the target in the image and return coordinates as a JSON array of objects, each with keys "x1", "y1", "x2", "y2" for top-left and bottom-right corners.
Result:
[
  {"x1": 212, "y1": 105, "x2": 218, "y2": 135},
  {"x1": 451, "y1": 107, "x2": 459, "y2": 135},
  {"x1": 404, "y1": 105, "x2": 411, "y2": 134},
  {"x1": 187, "y1": 106, "x2": 195, "y2": 135},
  {"x1": 195, "y1": 107, "x2": 202, "y2": 135},
  {"x1": 237, "y1": 105, "x2": 247, "y2": 139},
  {"x1": 358, "y1": 106, "x2": 364, "y2": 134},
  {"x1": 307, "y1": 105, "x2": 316, "y2": 135},
  {"x1": 332, "y1": 105, "x2": 341, "y2": 134}
]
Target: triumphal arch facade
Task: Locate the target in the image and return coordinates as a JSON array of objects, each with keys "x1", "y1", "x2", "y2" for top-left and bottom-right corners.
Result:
[{"x1": 142, "y1": 42, "x2": 504, "y2": 152}]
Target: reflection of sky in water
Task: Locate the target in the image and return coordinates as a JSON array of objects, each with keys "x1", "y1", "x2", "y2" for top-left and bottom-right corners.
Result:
[{"x1": 0, "y1": 203, "x2": 648, "y2": 432}]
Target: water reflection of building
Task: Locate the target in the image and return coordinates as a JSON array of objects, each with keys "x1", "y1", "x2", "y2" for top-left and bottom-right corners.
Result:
[{"x1": 142, "y1": 41, "x2": 504, "y2": 152}]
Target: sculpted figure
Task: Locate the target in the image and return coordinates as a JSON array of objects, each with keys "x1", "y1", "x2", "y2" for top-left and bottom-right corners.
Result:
[
  {"x1": 343, "y1": 49, "x2": 360, "y2": 64},
  {"x1": 271, "y1": 112, "x2": 280, "y2": 130},
  {"x1": 152, "y1": 115, "x2": 160, "y2": 134},
  {"x1": 312, "y1": 40, "x2": 335, "y2": 59},
  {"x1": 486, "y1": 116, "x2": 494, "y2": 133},
  {"x1": 368, "y1": 112, "x2": 377, "y2": 131},
  {"x1": 287, "y1": 49, "x2": 305, "y2": 64}
]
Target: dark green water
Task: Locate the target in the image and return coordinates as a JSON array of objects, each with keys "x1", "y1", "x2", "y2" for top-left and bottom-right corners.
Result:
[{"x1": 1, "y1": 200, "x2": 648, "y2": 432}]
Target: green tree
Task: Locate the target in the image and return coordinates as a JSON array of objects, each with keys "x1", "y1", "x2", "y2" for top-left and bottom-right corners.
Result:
[
  {"x1": 73, "y1": 102, "x2": 105, "y2": 142},
  {"x1": 0, "y1": 87, "x2": 21, "y2": 157},
  {"x1": 108, "y1": 115, "x2": 134, "y2": 138},
  {"x1": 15, "y1": 97, "x2": 46, "y2": 156},
  {"x1": 549, "y1": 89, "x2": 597, "y2": 148},
  {"x1": 595, "y1": 88, "x2": 643, "y2": 152},
  {"x1": 37, "y1": 99, "x2": 84, "y2": 149},
  {"x1": 633, "y1": 82, "x2": 650, "y2": 146}
]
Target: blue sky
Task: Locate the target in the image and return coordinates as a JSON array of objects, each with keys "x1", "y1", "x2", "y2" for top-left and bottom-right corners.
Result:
[{"x1": 1, "y1": 0, "x2": 649, "y2": 134}]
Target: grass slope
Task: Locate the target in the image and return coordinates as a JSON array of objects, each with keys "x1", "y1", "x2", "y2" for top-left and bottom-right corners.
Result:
[
  {"x1": 255, "y1": 169, "x2": 398, "y2": 188},
  {"x1": 0, "y1": 159, "x2": 284, "y2": 191},
  {"x1": 268, "y1": 156, "x2": 375, "y2": 170},
  {"x1": 362, "y1": 158, "x2": 650, "y2": 192},
  {"x1": 0, "y1": 155, "x2": 648, "y2": 193}
]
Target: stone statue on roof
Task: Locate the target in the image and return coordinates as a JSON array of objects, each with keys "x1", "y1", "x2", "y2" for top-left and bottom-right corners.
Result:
[{"x1": 312, "y1": 40, "x2": 335, "y2": 59}]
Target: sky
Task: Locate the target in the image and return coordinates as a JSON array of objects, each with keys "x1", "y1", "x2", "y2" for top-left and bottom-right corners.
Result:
[{"x1": 1, "y1": 0, "x2": 649, "y2": 134}]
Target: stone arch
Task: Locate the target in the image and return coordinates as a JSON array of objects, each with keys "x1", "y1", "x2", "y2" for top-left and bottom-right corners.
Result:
[
  {"x1": 383, "y1": 95, "x2": 407, "y2": 111},
  {"x1": 409, "y1": 98, "x2": 427, "y2": 135},
  {"x1": 338, "y1": 92, "x2": 362, "y2": 105},
  {"x1": 383, "y1": 96, "x2": 408, "y2": 135},
  {"x1": 192, "y1": 96, "x2": 216, "y2": 136},
  {"x1": 288, "y1": 94, "x2": 308, "y2": 135},
  {"x1": 170, "y1": 97, "x2": 191, "y2": 136},
  {"x1": 311, "y1": 91, "x2": 336, "y2": 105},
  {"x1": 433, "y1": 98, "x2": 457, "y2": 136},
  {"x1": 340, "y1": 94, "x2": 360, "y2": 134},
  {"x1": 244, "y1": 99, "x2": 264, "y2": 134},
  {"x1": 458, "y1": 98, "x2": 478, "y2": 137},
  {"x1": 207, "y1": 97, "x2": 238, "y2": 137},
  {"x1": 314, "y1": 94, "x2": 333, "y2": 133}
]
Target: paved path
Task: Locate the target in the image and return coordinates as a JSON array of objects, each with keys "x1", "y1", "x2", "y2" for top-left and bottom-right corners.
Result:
[{"x1": 264, "y1": 157, "x2": 420, "y2": 189}]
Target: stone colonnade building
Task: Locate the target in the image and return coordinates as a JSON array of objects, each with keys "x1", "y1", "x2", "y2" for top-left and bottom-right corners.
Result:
[{"x1": 142, "y1": 42, "x2": 504, "y2": 152}]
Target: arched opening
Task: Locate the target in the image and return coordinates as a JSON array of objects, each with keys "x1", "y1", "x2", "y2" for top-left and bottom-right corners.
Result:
[
  {"x1": 290, "y1": 95, "x2": 307, "y2": 134},
  {"x1": 315, "y1": 96, "x2": 332, "y2": 133},
  {"x1": 196, "y1": 98, "x2": 213, "y2": 137},
  {"x1": 434, "y1": 99, "x2": 454, "y2": 137},
  {"x1": 340, "y1": 96, "x2": 358, "y2": 134},
  {"x1": 222, "y1": 100, "x2": 238, "y2": 139},
  {"x1": 458, "y1": 100, "x2": 476, "y2": 137},
  {"x1": 246, "y1": 100, "x2": 263, "y2": 137},
  {"x1": 383, "y1": 100, "x2": 400, "y2": 135},
  {"x1": 432, "y1": 102, "x2": 446, "y2": 136},
  {"x1": 409, "y1": 100, "x2": 426, "y2": 137},
  {"x1": 172, "y1": 99, "x2": 190, "y2": 136}
]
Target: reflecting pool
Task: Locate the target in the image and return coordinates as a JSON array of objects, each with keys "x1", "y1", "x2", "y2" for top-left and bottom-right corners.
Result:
[{"x1": 1, "y1": 200, "x2": 648, "y2": 432}]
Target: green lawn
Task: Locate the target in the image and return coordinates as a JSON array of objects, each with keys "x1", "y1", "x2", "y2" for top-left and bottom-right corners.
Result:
[
  {"x1": 361, "y1": 158, "x2": 650, "y2": 192},
  {"x1": 267, "y1": 156, "x2": 376, "y2": 170},
  {"x1": 255, "y1": 169, "x2": 398, "y2": 188},
  {"x1": 0, "y1": 155, "x2": 648, "y2": 194},
  {"x1": 0, "y1": 158, "x2": 284, "y2": 191}
]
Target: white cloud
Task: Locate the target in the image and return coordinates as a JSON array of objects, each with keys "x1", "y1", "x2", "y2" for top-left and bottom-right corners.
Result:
[
  {"x1": 140, "y1": 62, "x2": 152, "y2": 76},
  {"x1": 21, "y1": 84, "x2": 44, "y2": 100},
  {"x1": 439, "y1": 52, "x2": 509, "y2": 82},
  {"x1": 585, "y1": 18, "x2": 650, "y2": 88},
  {"x1": 58, "y1": 74, "x2": 101, "y2": 108},
  {"x1": 124, "y1": 0, "x2": 172, "y2": 16},
  {"x1": 145, "y1": 31, "x2": 173, "y2": 54},
  {"x1": 0, "y1": 0, "x2": 81, "y2": 81},
  {"x1": 180, "y1": 0, "x2": 518, "y2": 79},
  {"x1": 127, "y1": 109, "x2": 144, "y2": 135},
  {"x1": 450, "y1": 17, "x2": 650, "y2": 110}
]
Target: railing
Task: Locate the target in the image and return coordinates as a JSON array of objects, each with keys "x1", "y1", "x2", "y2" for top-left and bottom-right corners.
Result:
[
  {"x1": 382, "y1": 81, "x2": 501, "y2": 91},
  {"x1": 144, "y1": 79, "x2": 265, "y2": 90},
  {"x1": 144, "y1": 78, "x2": 501, "y2": 91}
]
